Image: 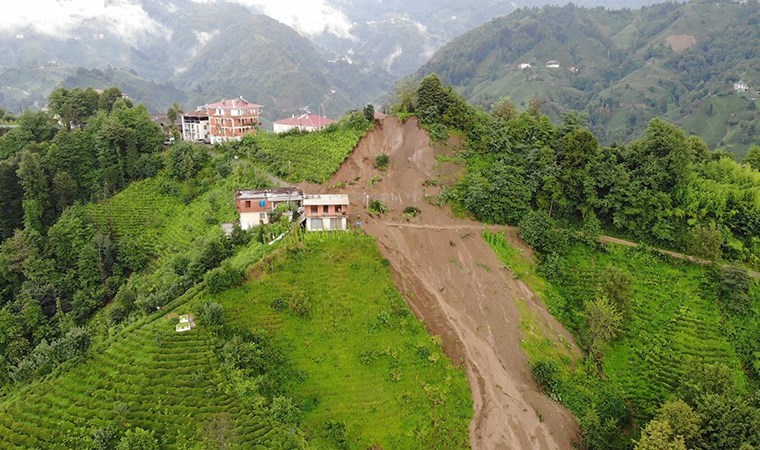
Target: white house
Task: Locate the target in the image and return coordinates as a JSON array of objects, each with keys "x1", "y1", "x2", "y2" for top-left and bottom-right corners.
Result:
[
  {"x1": 546, "y1": 60, "x2": 561, "y2": 69},
  {"x1": 180, "y1": 109, "x2": 210, "y2": 143},
  {"x1": 518, "y1": 63, "x2": 532, "y2": 70},
  {"x1": 273, "y1": 114, "x2": 336, "y2": 133},
  {"x1": 303, "y1": 194, "x2": 349, "y2": 231},
  {"x1": 235, "y1": 188, "x2": 303, "y2": 230},
  {"x1": 734, "y1": 81, "x2": 749, "y2": 92}
]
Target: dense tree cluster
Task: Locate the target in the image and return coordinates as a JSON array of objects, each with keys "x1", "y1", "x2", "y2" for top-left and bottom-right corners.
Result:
[
  {"x1": 0, "y1": 88, "x2": 168, "y2": 384},
  {"x1": 405, "y1": 75, "x2": 760, "y2": 268}
]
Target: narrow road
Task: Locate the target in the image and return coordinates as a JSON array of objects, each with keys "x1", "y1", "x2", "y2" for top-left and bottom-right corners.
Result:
[{"x1": 381, "y1": 222, "x2": 760, "y2": 279}]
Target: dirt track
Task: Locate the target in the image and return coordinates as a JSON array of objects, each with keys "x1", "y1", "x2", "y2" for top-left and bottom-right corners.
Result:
[{"x1": 318, "y1": 117, "x2": 581, "y2": 449}]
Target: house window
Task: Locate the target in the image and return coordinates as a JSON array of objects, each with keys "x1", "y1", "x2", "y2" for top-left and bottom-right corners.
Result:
[
  {"x1": 336, "y1": 205, "x2": 342, "y2": 213},
  {"x1": 323, "y1": 205, "x2": 329, "y2": 214},
  {"x1": 311, "y1": 206, "x2": 318, "y2": 214},
  {"x1": 311, "y1": 218, "x2": 323, "y2": 230},
  {"x1": 245, "y1": 200, "x2": 251, "y2": 208}
]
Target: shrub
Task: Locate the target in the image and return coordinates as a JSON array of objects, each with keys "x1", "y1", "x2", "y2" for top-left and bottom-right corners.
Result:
[
  {"x1": 367, "y1": 199, "x2": 389, "y2": 215},
  {"x1": 117, "y1": 428, "x2": 159, "y2": 450},
  {"x1": 325, "y1": 420, "x2": 349, "y2": 449},
  {"x1": 402, "y1": 206, "x2": 421, "y2": 219},
  {"x1": 205, "y1": 264, "x2": 243, "y2": 294},
  {"x1": 532, "y1": 360, "x2": 560, "y2": 396},
  {"x1": 289, "y1": 293, "x2": 311, "y2": 318},
  {"x1": 201, "y1": 301, "x2": 224, "y2": 326},
  {"x1": 270, "y1": 396, "x2": 301, "y2": 425},
  {"x1": 519, "y1": 211, "x2": 569, "y2": 256},
  {"x1": 374, "y1": 154, "x2": 390, "y2": 171}
]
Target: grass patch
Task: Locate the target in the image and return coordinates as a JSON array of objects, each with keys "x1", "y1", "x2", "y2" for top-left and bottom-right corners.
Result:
[{"x1": 211, "y1": 232, "x2": 472, "y2": 449}]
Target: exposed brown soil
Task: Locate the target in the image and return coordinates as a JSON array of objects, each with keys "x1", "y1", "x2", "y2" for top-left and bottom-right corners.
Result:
[
  {"x1": 318, "y1": 117, "x2": 581, "y2": 449},
  {"x1": 666, "y1": 34, "x2": 697, "y2": 52}
]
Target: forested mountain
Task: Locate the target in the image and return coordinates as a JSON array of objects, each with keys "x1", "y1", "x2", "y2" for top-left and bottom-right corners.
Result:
[
  {"x1": 415, "y1": 0, "x2": 760, "y2": 158},
  {"x1": 0, "y1": 0, "x2": 680, "y2": 119},
  {"x1": 0, "y1": 0, "x2": 390, "y2": 119}
]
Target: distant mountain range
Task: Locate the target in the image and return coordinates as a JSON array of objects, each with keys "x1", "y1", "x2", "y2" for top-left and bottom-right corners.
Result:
[
  {"x1": 414, "y1": 0, "x2": 760, "y2": 157},
  {"x1": 0, "y1": 0, "x2": 672, "y2": 122}
]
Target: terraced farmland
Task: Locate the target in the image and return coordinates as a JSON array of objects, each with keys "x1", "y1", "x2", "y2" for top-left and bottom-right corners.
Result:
[
  {"x1": 246, "y1": 123, "x2": 369, "y2": 183},
  {"x1": 0, "y1": 303, "x2": 298, "y2": 449},
  {"x1": 211, "y1": 232, "x2": 472, "y2": 449}
]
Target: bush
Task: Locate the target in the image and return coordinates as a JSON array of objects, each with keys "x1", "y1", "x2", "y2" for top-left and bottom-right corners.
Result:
[
  {"x1": 270, "y1": 396, "x2": 301, "y2": 425},
  {"x1": 325, "y1": 420, "x2": 349, "y2": 449},
  {"x1": 402, "y1": 206, "x2": 421, "y2": 219},
  {"x1": 289, "y1": 293, "x2": 311, "y2": 318},
  {"x1": 532, "y1": 360, "x2": 560, "y2": 396},
  {"x1": 201, "y1": 301, "x2": 225, "y2": 326},
  {"x1": 367, "y1": 199, "x2": 389, "y2": 215},
  {"x1": 519, "y1": 211, "x2": 569, "y2": 256},
  {"x1": 117, "y1": 428, "x2": 159, "y2": 450},
  {"x1": 205, "y1": 264, "x2": 243, "y2": 294},
  {"x1": 374, "y1": 154, "x2": 390, "y2": 171}
]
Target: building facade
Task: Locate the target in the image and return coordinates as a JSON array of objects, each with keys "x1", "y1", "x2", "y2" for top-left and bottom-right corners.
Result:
[
  {"x1": 235, "y1": 188, "x2": 303, "y2": 229},
  {"x1": 180, "y1": 110, "x2": 210, "y2": 143},
  {"x1": 208, "y1": 97, "x2": 262, "y2": 144},
  {"x1": 302, "y1": 194, "x2": 349, "y2": 231},
  {"x1": 273, "y1": 113, "x2": 336, "y2": 134}
]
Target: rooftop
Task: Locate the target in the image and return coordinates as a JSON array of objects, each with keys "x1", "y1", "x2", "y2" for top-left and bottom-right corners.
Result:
[
  {"x1": 274, "y1": 113, "x2": 336, "y2": 128},
  {"x1": 236, "y1": 188, "x2": 303, "y2": 201},
  {"x1": 207, "y1": 96, "x2": 263, "y2": 109},
  {"x1": 303, "y1": 194, "x2": 349, "y2": 206}
]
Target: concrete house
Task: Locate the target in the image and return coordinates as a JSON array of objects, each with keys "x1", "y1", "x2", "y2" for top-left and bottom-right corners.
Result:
[
  {"x1": 546, "y1": 60, "x2": 560, "y2": 68},
  {"x1": 518, "y1": 63, "x2": 532, "y2": 70},
  {"x1": 207, "y1": 97, "x2": 263, "y2": 144},
  {"x1": 273, "y1": 113, "x2": 335, "y2": 133},
  {"x1": 303, "y1": 194, "x2": 349, "y2": 231},
  {"x1": 235, "y1": 188, "x2": 303, "y2": 230},
  {"x1": 180, "y1": 109, "x2": 210, "y2": 143}
]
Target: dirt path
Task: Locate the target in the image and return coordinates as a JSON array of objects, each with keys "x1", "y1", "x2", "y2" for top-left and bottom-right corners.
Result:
[{"x1": 318, "y1": 117, "x2": 581, "y2": 449}]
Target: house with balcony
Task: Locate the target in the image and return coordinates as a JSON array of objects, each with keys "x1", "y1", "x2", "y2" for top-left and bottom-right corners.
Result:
[
  {"x1": 235, "y1": 188, "x2": 303, "y2": 229},
  {"x1": 302, "y1": 194, "x2": 349, "y2": 231},
  {"x1": 180, "y1": 109, "x2": 210, "y2": 143}
]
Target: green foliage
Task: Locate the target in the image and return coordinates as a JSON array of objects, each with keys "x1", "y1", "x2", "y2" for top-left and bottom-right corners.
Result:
[
  {"x1": 584, "y1": 296, "x2": 623, "y2": 363},
  {"x1": 201, "y1": 301, "x2": 225, "y2": 326},
  {"x1": 531, "y1": 359, "x2": 560, "y2": 396},
  {"x1": 212, "y1": 232, "x2": 471, "y2": 449},
  {"x1": 235, "y1": 112, "x2": 371, "y2": 183},
  {"x1": 402, "y1": 206, "x2": 421, "y2": 219},
  {"x1": 117, "y1": 428, "x2": 160, "y2": 450},
  {"x1": 518, "y1": 211, "x2": 568, "y2": 256},
  {"x1": 635, "y1": 420, "x2": 687, "y2": 450},
  {"x1": 374, "y1": 153, "x2": 390, "y2": 171},
  {"x1": 367, "y1": 199, "x2": 390, "y2": 215},
  {"x1": 745, "y1": 145, "x2": 760, "y2": 170},
  {"x1": 205, "y1": 264, "x2": 243, "y2": 294}
]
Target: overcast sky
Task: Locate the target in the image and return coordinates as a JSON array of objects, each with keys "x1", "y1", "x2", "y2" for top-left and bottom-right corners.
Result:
[{"x1": 0, "y1": 0, "x2": 355, "y2": 41}]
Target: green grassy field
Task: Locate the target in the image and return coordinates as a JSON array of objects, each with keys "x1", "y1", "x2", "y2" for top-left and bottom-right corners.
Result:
[
  {"x1": 209, "y1": 232, "x2": 472, "y2": 449},
  {"x1": 0, "y1": 290, "x2": 298, "y2": 449},
  {"x1": 243, "y1": 123, "x2": 368, "y2": 183}
]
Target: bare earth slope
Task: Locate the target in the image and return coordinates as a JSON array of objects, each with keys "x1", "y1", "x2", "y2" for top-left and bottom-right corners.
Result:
[{"x1": 319, "y1": 117, "x2": 580, "y2": 449}]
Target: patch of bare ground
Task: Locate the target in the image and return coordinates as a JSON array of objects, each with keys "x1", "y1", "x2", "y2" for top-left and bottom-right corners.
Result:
[
  {"x1": 322, "y1": 116, "x2": 581, "y2": 449},
  {"x1": 666, "y1": 34, "x2": 697, "y2": 52}
]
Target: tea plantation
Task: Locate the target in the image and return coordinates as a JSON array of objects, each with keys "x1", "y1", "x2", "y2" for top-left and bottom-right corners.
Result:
[{"x1": 210, "y1": 232, "x2": 472, "y2": 449}]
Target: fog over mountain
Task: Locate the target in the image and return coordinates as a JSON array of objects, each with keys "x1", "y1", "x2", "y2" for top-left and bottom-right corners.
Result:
[{"x1": 0, "y1": 0, "x2": 672, "y2": 117}]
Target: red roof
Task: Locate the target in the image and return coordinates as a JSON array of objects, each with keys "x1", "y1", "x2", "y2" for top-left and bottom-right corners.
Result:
[
  {"x1": 274, "y1": 114, "x2": 336, "y2": 128},
  {"x1": 206, "y1": 96, "x2": 262, "y2": 109}
]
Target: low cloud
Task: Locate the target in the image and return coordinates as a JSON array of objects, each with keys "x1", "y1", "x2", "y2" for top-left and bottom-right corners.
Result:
[
  {"x1": 0, "y1": 0, "x2": 167, "y2": 43},
  {"x1": 194, "y1": 0, "x2": 355, "y2": 39}
]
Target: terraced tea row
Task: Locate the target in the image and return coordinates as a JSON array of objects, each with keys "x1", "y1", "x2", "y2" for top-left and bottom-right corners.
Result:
[{"x1": 0, "y1": 313, "x2": 296, "y2": 449}]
